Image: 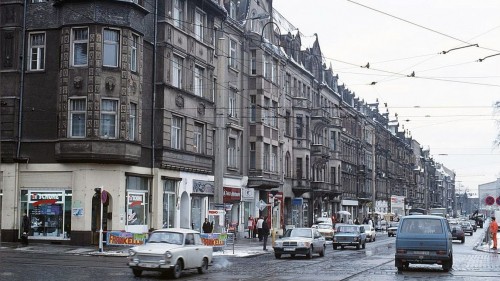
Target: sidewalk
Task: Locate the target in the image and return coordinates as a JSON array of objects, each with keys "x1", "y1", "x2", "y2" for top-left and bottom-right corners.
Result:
[{"x1": 0, "y1": 236, "x2": 270, "y2": 258}]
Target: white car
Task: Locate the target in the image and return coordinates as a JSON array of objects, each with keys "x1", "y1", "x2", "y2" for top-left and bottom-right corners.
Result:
[
  {"x1": 273, "y1": 227, "x2": 326, "y2": 259},
  {"x1": 128, "y1": 228, "x2": 212, "y2": 279},
  {"x1": 362, "y1": 224, "x2": 376, "y2": 242}
]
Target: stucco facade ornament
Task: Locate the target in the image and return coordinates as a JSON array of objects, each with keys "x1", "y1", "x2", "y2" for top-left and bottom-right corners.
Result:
[{"x1": 175, "y1": 94, "x2": 184, "y2": 108}]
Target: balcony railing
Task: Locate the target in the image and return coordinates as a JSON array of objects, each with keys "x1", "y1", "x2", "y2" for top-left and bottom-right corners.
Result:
[{"x1": 311, "y1": 144, "x2": 330, "y2": 157}]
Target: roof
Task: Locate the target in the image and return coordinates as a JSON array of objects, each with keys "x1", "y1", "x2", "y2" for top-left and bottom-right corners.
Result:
[{"x1": 400, "y1": 215, "x2": 446, "y2": 220}]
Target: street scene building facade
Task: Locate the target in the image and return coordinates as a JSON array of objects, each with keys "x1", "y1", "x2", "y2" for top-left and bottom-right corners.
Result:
[{"x1": 1, "y1": 0, "x2": 457, "y2": 245}]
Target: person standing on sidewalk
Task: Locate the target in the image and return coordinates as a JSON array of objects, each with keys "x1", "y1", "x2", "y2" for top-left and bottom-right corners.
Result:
[
  {"x1": 262, "y1": 216, "x2": 270, "y2": 251},
  {"x1": 490, "y1": 216, "x2": 498, "y2": 249},
  {"x1": 257, "y1": 216, "x2": 264, "y2": 241}
]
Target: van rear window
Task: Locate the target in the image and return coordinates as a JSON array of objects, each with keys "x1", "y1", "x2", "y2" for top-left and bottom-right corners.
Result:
[{"x1": 400, "y1": 218, "x2": 443, "y2": 234}]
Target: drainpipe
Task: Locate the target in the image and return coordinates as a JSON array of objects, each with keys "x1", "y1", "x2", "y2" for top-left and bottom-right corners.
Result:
[
  {"x1": 17, "y1": 0, "x2": 28, "y2": 160},
  {"x1": 150, "y1": 0, "x2": 158, "y2": 229}
]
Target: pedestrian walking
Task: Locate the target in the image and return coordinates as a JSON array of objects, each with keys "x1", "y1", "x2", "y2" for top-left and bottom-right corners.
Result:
[
  {"x1": 247, "y1": 216, "x2": 254, "y2": 239},
  {"x1": 257, "y1": 216, "x2": 264, "y2": 241},
  {"x1": 21, "y1": 213, "x2": 31, "y2": 245},
  {"x1": 262, "y1": 216, "x2": 270, "y2": 250},
  {"x1": 202, "y1": 218, "x2": 212, "y2": 233},
  {"x1": 490, "y1": 216, "x2": 498, "y2": 250}
]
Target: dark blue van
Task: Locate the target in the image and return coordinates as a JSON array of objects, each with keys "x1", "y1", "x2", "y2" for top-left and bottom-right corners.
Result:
[{"x1": 395, "y1": 215, "x2": 453, "y2": 272}]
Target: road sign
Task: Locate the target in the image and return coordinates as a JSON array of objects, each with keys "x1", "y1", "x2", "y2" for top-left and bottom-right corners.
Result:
[
  {"x1": 485, "y1": 196, "x2": 495, "y2": 205},
  {"x1": 258, "y1": 199, "x2": 268, "y2": 211},
  {"x1": 496, "y1": 196, "x2": 500, "y2": 206}
]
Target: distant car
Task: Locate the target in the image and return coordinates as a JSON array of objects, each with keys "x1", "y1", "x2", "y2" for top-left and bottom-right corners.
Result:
[
  {"x1": 468, "y1": 220, "x2": 477, "y2": 232},
  {"x1": 395, "y1": 215, "x2": 453, "y2": 272},
  {"x1": 362, "y1": 224, "x2": 376, "y2": 242},
  {"x1": 388, "y1": 222, "x2": 399, "y2": 237},
  {"x1": 333, "y1": 224, "x2": 367, "y2": 250},
  {"x1": 450, "y1": 224, "x2": 465, "y2": 243},
  {"x1": 128, "y1": 228, "x2": 212, "y2": 279},
  {"x1": 315, "y1": 223, "x2": 335, "y2": 240},
  {"x1": 460, "y1": 221, "x2": 474, "y2": 236},
  {"x1": 273, "y1": 227, "x2": 326, "y2": 259}
]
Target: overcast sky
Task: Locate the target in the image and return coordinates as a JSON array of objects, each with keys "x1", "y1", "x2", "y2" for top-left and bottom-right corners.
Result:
[{"x1": 273, "y1": 0, "x2": 500, "y2": 192}]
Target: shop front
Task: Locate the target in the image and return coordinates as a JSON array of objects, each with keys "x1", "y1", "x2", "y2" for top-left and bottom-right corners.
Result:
[
  {"x1": 223, "y1": 187, "x2": 241, "y2": 236},
  {"x1": 21, "y1": 189, "x2": 72, "y2": 240}
]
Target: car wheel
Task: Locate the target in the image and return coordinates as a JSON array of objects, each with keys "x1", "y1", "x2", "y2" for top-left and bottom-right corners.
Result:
[
  {"x1": 461, "y1": 238, "x2": 465, "y2": 244},
  {"x1": 197, "y1": 258, "x2": 208, "y2": 274},
  {"x1": 170, "y1": 259, "x2": 183, "y2": 279},
  {"x1": 373, "y1": 236, "x2": 376, "y2": 242},
  {"x1": 442, "y1": 255, "x2": 453, "y2": 272},
  {"x1": 341, "y1": 245, "x2": 345, "y2": 250},
  {"x1": 291, "y1": 254, "x2": 296, "y2": 258},
  {"x1": 320, "y1": 245, "x2": 325, "y2": 257},
  {"x1": 362, "y1": 242, "x2": 366, "y2": 249},
  {"x1": 274, "y1": 253, "x2": 281, "y2": 259},
  {"x1": 306, "y1": 247, "x2": 313, "y2": 259},
  {"x1": 356, "y1": 244, "x2": 360, "y2": 250},
  {"x1": 132, "y1": 269, "x2": 142, "y2": 277},
  {"x1": 333, "y1": 245, "x2": 338, "y2": 250}
]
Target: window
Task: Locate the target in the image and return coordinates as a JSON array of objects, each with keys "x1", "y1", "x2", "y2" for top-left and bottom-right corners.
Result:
[
  {"x1": 100, "y1": 99, "x2": 118, "y2": 138},
  {"x1": 263, "y1": 54, "x2": 270, "y2": 79},
  {"x1": 72, "y1": 28, "x2": 88, "y2": 66},
  {"x1": 263, "y1": 97, "x2": 270, "y2": 126},
  {"x1": 250, "y1": 50, "x2": 256, "y2": 75},
  {"x1": 126, "y1": 176, "x2": 149, "y2": 231},
  {"x1": 31, "y1": 0, "x2": 46, "y2": 3},
  {"x1": 172, "y1": 55, "x2": 183, "y2": 88},
  {"x1": 130, "y1": 34, "x2": 138, "y2": 72},
  {"x1": 285, "y1": 73, "x2": 291, "y2": 94},
  {"x1": 194, "y1": 9, "x2": 204, "y2": 41},
  {"x1": 229, "y1": 39, "x2": 237, "y2": 68},
  {"x1": 229, "y1": 90, "x2": 237, "y2": 117},
  {"x1": 272, "y1": 58, "x2": 277, "y2": 82},
  {"x1": 271, "y1": 101, "x2": 278, "y2": 127},
  {"x1": 194, "y1": 123, "x2": 203, "y2": 153},
  {"x1": 285, "y1": 152, "x2": 290, "y2": 177},
  {"x1": 194, "y1": 66, "x2": 203, "y2": 97},
  {"x1": 271, "y1": 146, "x2": 277, "y2": 172},
  {"x1": 228, "y1": 137, "x2": 237, "y2": 168},
  {"x1": 173, "y1": 0, "x2": 184, "y2": 28},
  {"x1": 250, "y1": 95, "x2": 256, "y2": 122},
  {"x1": 69, "y1": 98, "x2": 86, "y2": 138},
  {"x1": 129, "y1": 102, "x2": 137, "y2": 141},
  {"x1": 229, "y1": 0, "x2": 237, "y2": 19},
  {"x1": 212, "y1": 78, "x2": 216, "y2": 102},
  {"x1": 296, "y1": 115, "x2": 303, "y2": 138},
  {"x1": 263, "y1": 144, "x2": 270, "y2": 171},
  {"x1": 330, "y1": 131, "x2": 336, "y2": 150},
  {"x1": 163, "y1": 180, "x2": 177, "y2": 228},
  {"x1": 285, "y1": 111, "x2": 291, "y2": 135},
  {"x1": 103, "y1": 29, "x2": 119, "y2": 67},
  {"x1": 171, "y1": 116, "x2": 183, "y2": 149},
  {"x1": 29, "y1": 33, "x2": 45, "y2": 71},
  {"x1": 249, "y1": 142, "x2": 256, "y2": 169},
  {"x1": 296, "y1": 157, "x2": 303, "y2": 179}
]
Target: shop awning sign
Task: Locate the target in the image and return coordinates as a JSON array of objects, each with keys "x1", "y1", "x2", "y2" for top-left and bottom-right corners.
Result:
[{"x1": 33, "y1": 199, "x2": 57, "y2": 206}]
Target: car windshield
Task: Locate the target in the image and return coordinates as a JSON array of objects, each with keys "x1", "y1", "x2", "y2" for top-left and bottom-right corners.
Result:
[
  {"x1": 389, "y1": 222, "x2": 399, "y2": 228},
  {"x1": 317, "y1": 224, "x2": 332, "y2": 229},
  {"x1": 337, "y1": 226, "x2": 359, "y2": 233},
  {"x1": 285, "y1": 228, "x2": 312, "y2": 238},
  {"x1": 400, "y1": 218, "x2": 443, "y2": 234},
  {"x1": 362, "y1": 225, "x2": 371, "y2": 230},
  {"x1": 147, "y1": 231, "x2": 184, "y2": 245}
]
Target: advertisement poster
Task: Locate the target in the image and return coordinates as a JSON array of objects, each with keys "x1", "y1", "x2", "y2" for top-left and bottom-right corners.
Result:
[
  {"x1": 200, "y1": 233, "x2": 228, "y2": 246},
  {"x1": 107, "y1": 231, "x2": 148, "y2": 245}
]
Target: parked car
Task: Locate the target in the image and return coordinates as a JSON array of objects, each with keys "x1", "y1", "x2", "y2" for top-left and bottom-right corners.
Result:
[
  {"x1": 128, "y1": 228, "x2": 212, "y2": 279},
  {"x1": 332, "y1": 224, "x2": 367, "y2": 250},
  {"x1": 460, "y1": 221, "x2": 474, "y2": 236},
  {"x1": 273, "y1": 227, "x2": 326, "y2": 259},
  {"x1": 362, "y1": 224, "x2": 376, "y2": 242},
  {"x1": 315, "y1": 223, "x2": 335, "y2": 240},
  {"x1": 395, "y1": 215, "x2": 453, "y2": 272},
  {"x1": 469, "y1": 220, "x2": 477, "y2": 232},
  {"x1": 387, "y1": 222, "x2": 399, "y2": 237},
  {"x1": 450, "y1": 224, "x2": 465, "y2": 243}
]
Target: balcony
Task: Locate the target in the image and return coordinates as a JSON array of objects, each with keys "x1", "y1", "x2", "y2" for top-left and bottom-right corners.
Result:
[
  {"x1": 55, "y1": 140, "x2": 141, "y2": 164},
  {"x1": 311, "y1": 181, "x2": 330, "y2": 191},
  {"x1": 292, "y1": 98, "x2": 311, "y2": 110},
  {"x1": 311, "y1": 108, "x2": 330, "y2": 124},
  {"x1": 357, "y1": 191, "x2": 373, "y2": 202},
  {"x1": 311, "y1": 143, "x2": 330, "y2": 158},
  {"x1": 292, "y1": 178, "x2": 310, "y2": 195}
]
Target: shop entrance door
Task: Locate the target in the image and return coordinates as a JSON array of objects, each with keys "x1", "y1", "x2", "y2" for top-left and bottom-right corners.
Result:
[{"x1": 126, "y1": 191, "x2": 148, "y2": 233}]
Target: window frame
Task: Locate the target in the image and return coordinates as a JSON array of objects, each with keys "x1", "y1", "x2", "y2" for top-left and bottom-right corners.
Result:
[
  {"x1": 229, "y1": 39, "x2": 237, "y2": 69},
  {"x1": 193, "y1": 123, "x2": 204, "y2": 154},
  {"x1": 130, "y1": 34, "x2": 138, "y2": 72},
  {"x1": 72, "y1": 27, "x2": 88, "y2": 67},
  {"x1": 173, "y1": 0, "x2": 185, "y2": 29},
  {"x1": 172, "y1": 54, "x2": 183, "y2": 88},
  {"x1": 228, "y1": 90, "x2": 237, "y2": 118},
  {"x1": 171, "y1": 115, "x2": 183, "y2": 150},
  {"x1": 100, "y1": 98, "x2": 119, "y2": 139},
  {"x1": 103, "y1": 28, "x2": 120, "y2": 67},
  {"x1": 194, "y1": 65, "x2": 204, "y2": 97},
  {"x1": 194, "y1": 9, "x2": 205, "y2": 41},
  {"x1": 228, "y1": 137, "x2": 237, "y2": 168},
  {"x1": 28, "y1": 32, "x2": 45, "y2": 71},
  {"x1": 68, "y1": 98, "x2": 86, "y2": 138},
  {"x1": 129, "y1": 102, "x2": 137, "y2": 141}
]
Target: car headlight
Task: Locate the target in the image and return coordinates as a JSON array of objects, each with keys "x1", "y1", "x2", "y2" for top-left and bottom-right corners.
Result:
[
  {"x1": 273, "y1": 241, "x2": 283, "y2": 247},
  {"x1": 298, "y1": 241, "x2": 311, "y2": 247},
  {"x1": 353, "y1": 237, "x2": 359, "y2": 242},
  {"x1": 164, "y1": 251, "x2": 173, "y2": 259},
  {"x1": 128, "y1": 249, "x2": 137, "y2": 257}
]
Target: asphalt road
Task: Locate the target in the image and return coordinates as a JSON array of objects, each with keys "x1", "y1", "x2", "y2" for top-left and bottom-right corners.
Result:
[{"x1": 1, "y1": 230, "x2": 499, "y2": 281}]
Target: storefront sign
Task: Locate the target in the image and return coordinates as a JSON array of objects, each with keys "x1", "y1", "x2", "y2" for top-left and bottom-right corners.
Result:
[
  {"x1": 241, "y1": 187, "x2": 254, "y2": 200},
  {"x1": 223, "y1": 187, "x2": 241, "y2": 202},
  {"x1": 72, "y1": 208, "x2": 84, "y2": 217},
  {"x1": 128, "y1": 194, "x2": 143, "y2": 207},
  {"x1": 200, "y1": 233, "x2": 228, "y2": 246},
  {"x1": 107, "y1": 231, "x2": 148, "y2": 245},
  {"x1": 341, "y1": 199, "x2": 358, "y2": 206},
  {"x1": 193, "y1": 180, "x2": 215, "y2": 195}
]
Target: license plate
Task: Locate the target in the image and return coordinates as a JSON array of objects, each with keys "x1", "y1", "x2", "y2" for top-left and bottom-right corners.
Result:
[
  {"x1": 413, "y1": 251, "x2": 429, "y2": 255},
  {"x1": 139, "y1": 263, "x2": 159, "y2": 268},
  {"x1": 284, "y1": 247, "x2": 295, "y2": 251}
]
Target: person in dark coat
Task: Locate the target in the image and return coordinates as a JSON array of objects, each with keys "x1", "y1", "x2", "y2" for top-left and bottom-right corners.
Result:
[
  {"x1": 262, "y1": 216, "x2": 270, "y2": 250},
  {"x1": 22, "y1": 213, "x2": 31, "y2": 245},
  {"x1": 202, "y1": 218, "x2": 212, "y2": 233}
]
